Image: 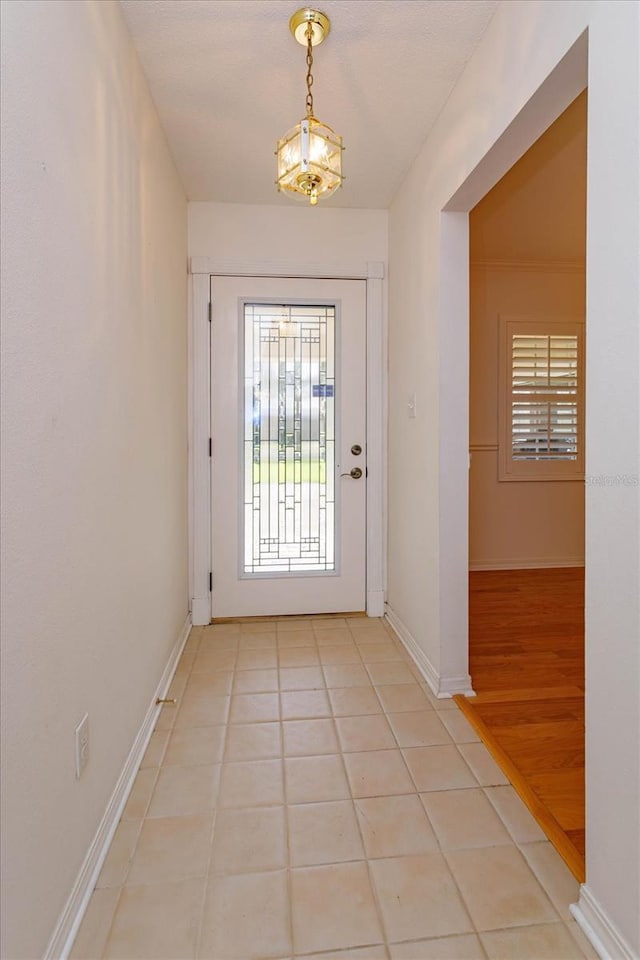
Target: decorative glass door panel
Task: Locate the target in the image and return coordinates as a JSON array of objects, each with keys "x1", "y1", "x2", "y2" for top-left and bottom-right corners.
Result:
[
  {"x1": 243, "y1": 303, "x2": 336, "y2": 575},
  {"x1": 211, "y1": 276, "x2": 366, "y2": 618}
]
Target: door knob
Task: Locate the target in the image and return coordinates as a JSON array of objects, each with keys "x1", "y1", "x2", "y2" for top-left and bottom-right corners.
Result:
[
  {"x1": 351, "y1": 444, "x2": 363, "y2": 456},
  {"x1": 341, "y1": 467, "x2": 363, "y2": 479}
]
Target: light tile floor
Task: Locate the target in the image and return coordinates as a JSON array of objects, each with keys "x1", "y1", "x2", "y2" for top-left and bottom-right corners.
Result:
[{"x1": 71, "y1": 617, "x2": 597, "y2": 960}]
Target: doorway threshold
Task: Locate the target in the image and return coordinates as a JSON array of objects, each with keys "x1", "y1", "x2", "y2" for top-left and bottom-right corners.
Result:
[
  {"x1": 211, "y1": 611, "x2": 367, "y2": 624},
  {"x1": 454, "y1": 694, "x2": 585, "y2": 881}
]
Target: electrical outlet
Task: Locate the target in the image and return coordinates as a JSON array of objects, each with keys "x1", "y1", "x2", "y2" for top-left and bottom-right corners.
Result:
[
  {"x1": 75, "y1": 713, "x2": 89, "y2": 779},
  {"x1": 408, "y1": 393, "x2": 417, "y2": 419}
]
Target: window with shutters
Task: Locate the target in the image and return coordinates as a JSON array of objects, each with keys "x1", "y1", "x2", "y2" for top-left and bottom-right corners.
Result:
[{"x1": 498, "y1": 317, "x2": 585, "y2": 481}]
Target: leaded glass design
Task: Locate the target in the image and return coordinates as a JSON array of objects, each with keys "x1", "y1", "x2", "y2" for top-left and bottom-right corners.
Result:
[{"x1": 243, "y1": 303, "x2": 336, "y2": 575}]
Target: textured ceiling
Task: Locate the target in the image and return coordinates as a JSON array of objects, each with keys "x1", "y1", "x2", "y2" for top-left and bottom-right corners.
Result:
[{"x1": 121, "y1": 0, "x2": 499, "y2": 208}]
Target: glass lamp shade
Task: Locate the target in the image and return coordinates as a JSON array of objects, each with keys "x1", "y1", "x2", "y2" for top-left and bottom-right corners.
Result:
[{"x1": 276, "y1": 116, "x2": 343, "y2": 204}]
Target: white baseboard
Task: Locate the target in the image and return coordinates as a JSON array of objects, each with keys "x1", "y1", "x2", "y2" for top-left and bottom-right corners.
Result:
[
  {"x1": 570, "y1": 885, "x2": 638, "y2": 960},
  {"x1": 385, "y1": 604, "x2": 474, "y2": 699},
  {"x1": 45, "y1": 614, "x2": 192, "y2": 960},
  {"x1": 367, "y1": 590, "x2": 385, "y2": 618},
  {"x1": 191, "y1": 595, "x2": 211, "y2": 625},
  {"x1": 469, "y1": 557, "x2": 585, "y2": 571},
  {"x1": 438, "y1": 674, "x2": 476, "y2": 697}
]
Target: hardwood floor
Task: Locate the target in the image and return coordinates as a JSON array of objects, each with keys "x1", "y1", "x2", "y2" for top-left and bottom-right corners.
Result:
[{"x1": 456, "y1": 567, "x2": 585, "y2": 880}]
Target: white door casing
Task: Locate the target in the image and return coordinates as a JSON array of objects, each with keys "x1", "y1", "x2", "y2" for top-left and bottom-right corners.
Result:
[{"x1": 188, "y1": 259, "x2": 385, "y2": 625}]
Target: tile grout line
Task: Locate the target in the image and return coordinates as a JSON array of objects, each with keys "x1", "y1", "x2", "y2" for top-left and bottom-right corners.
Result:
[
  {"x1": 355, "y1": 640, "x2": 483, "y2": 955},
  {"x1": 96, "y1": 883, "x2": 125, "y2": 959},
  {"x1": 336, "y1": 621, "x2": 390, "y2": 958},
  {"x1": 193, "y1": 627, "x2": 236, "y2": 960},
  {"x1": 436, "y1": 844, "x2": 486, "y2": 951},
  {"x1": 285, "y1": 620, "x2": 331, "y2": 957},
  {"x1": 349, "y1": 624, "x2": 483, "y2": 955},
  {"x1": 82, "y1": 617, "x2": 589, "y2": 960},
  {"x1": 279, "y1": 662, "x2": 296, "y2": 960},
  {"x1": 98, "y1": 625, "x2": 204, "y2": 958}
]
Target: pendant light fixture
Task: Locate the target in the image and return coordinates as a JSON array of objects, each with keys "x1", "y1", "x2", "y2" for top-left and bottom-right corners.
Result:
[{"x1": 275, "y1": 8, "x2": 344, "y2": 205}]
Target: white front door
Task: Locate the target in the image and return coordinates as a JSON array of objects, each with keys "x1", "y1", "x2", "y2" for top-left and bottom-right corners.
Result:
[{"x1": 210, "y1": 276, "x2": 367, "y2": 617}]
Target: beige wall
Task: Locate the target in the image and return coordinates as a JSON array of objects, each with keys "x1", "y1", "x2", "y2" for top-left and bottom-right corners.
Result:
[
  {"x1": 388, "y1": 1, "x2": 638, "y2": 953},
  {"x1": 188, "y1": 201, "x2": 388, "y2": 264},
  {"x1": 470, "y1": 92, "x2": 587, "y2": 263},
  {"x1": 469, "y1": 265, "x2": 586, "y2": 568},
  {"x1": 0, "y1": 2, "x2": 188, "y2": 957},
  {"x1": 469, "y1": 93, "x2": 586, "y2": 570},
  {"x1": 188, "y1": 201, "x2": 388, "y2": 621}
]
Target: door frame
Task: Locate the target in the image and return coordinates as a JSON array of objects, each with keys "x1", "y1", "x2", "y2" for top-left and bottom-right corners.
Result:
[{"x1": 188, "y1": 257, "x2": 386, "y2": 625}]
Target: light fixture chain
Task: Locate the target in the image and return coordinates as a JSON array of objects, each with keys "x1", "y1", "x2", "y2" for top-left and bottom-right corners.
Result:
[
  {"x1": 276, "y1": 8, "x2": 343, "y2": 204},
  {"x1": 305, "y1": 22, "x2": 314, "y2": 117}
]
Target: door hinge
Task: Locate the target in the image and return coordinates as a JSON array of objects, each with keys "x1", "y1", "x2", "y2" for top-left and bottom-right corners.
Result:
[
  {"x1": 208, "y1": 301, "x2": 212, "y2": 322},
  {"x1": 208, "y1": 438, "x2": 212, "y2": 457},
  {"x1": 209, "y1": 572, "x2": 213, "y2": 592}
]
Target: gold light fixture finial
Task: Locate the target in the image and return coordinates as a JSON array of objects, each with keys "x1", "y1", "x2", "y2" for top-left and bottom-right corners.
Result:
[{"x1": 275, "y1": 8, "x2": 344, "y2": 205}]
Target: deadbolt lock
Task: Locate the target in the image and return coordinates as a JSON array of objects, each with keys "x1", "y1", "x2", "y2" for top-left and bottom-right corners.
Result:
[{"x1": 351, "y1": 444, "x2": 363, "y2": 456}]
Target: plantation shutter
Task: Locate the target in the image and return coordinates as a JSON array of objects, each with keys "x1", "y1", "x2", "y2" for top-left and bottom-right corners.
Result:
[
  {"x1": 499, "y1": 318, "x2": 584, "y2": 481},
  {"x1": 511, "y1": 334, "x2": 579, "y2": 460}
]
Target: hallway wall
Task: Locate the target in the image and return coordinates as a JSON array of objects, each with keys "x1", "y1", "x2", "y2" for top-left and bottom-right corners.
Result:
[
  {"x1": 188, "y1": 201, "x2": 387, "y2": 265},
  {"x1": 469, "y1": 263, "x2": 586, "y2": 569},
  {"x1": 0, "y1": 2, "x2": 188, "y2": 957},
  {"x1": 188, "y1": 199, "x2": 388, "y2": 623},
  {"x1": 388, "y1": 0, "x2": 639, "y2": 955},
  {"x1": 469, "y1": 94, "x2": 586, "y2": 570}
]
